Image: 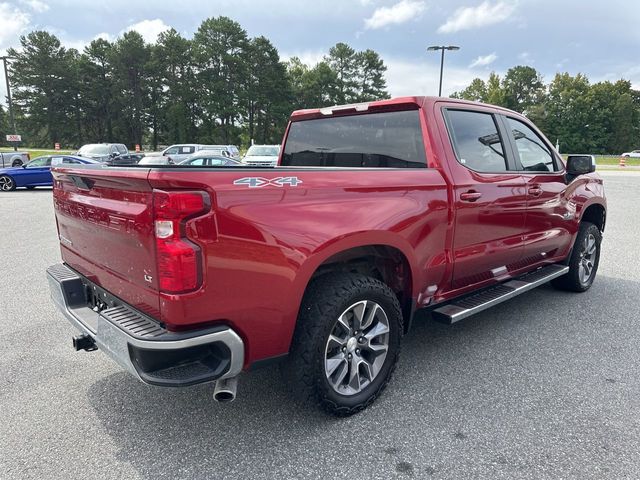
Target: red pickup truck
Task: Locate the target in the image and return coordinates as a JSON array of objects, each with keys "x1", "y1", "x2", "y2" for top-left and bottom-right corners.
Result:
[{"x1": 47, "y1": 97, "x2": 606, "y2": 415}]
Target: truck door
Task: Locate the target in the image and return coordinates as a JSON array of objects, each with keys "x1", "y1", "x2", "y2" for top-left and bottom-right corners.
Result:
[
  {"x1": 440, "y1": 107, "x2": 527, "y2": 291},
  {"x1": 501, "y1": 115, "x2": 575, "y2": 263}
]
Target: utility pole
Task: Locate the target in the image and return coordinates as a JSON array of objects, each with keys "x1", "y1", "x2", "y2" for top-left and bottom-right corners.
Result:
[
  {"x1": 427, "y1": 46, "x2": 460, "y2": 97},
  {"x1": 1, "y1": 56, "x2": 17, "y2": 150}
]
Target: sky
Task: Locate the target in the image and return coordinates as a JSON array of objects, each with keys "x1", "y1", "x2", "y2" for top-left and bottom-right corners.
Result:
[{"x1": 0, "y1": 0, "x2": 639, "y2": 102}]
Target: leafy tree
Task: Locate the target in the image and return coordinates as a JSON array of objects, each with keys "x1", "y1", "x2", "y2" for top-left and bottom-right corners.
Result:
[
  {"x1": 502, "y1": 65, "x2": 545, "y2": 113},
  {"x1": 193, "y1": 16, "x2": 249, "y2": 144},
  {"x1": 154, "y1": 29, "x2": 197, "y2": 146},
  {"x1": 7, "y1": 31, "x2": 80, "y2": 147},
  {"x1": 77, "y1": 38, "x2": 114, "y2": 142},
  {"x1": 452, "y1": 78, "x2": 487, "y2": 102},
  {"x1": 355, "y1": 49, "x2": 388, "y2": 101},
  {"x1": 327, "y1": 43, "x2": 358, "y2": 104},
  {"x1": 109, "y1": 31, "x2": 150, "y2": 147}
]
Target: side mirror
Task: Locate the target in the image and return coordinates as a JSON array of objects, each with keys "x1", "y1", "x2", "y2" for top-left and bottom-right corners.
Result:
[
  {"x1": 566, "y1": 155, "x2": 596, "y2": 177},
  {"x1": 110, "y1": 152, "x2": 119, "y2": 158}
]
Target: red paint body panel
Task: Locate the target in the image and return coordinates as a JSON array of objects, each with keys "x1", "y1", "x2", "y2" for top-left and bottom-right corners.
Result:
[{"x1": 51, "y1": 96, "x2": 606, "y2": 368}]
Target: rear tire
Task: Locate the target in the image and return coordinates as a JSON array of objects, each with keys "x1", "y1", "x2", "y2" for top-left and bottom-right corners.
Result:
[
  {"x1": 0, "y1": 175, "x2": 16, "y2": 191},
  {"x1": 552, "y1": 222, "x2": 601, "y2": 292},
  {"x1": 286, "y1": 272, "x2": 403, "y2": 416}
]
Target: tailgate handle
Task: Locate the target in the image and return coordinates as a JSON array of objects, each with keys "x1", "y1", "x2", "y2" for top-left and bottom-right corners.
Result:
[{"x1": 70, "y1": 176, "x2": 95, "y2": 190}]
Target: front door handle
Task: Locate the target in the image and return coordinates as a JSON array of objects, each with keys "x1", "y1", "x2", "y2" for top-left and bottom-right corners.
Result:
[
  {"x1": 528, "y1": 186, "x2": 543, "y2": 197},
  {"x1": 460, "y1": 191, "x2": 483, "y2": 202}
]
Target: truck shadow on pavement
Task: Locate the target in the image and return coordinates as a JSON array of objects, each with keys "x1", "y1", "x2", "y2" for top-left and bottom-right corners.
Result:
[{"x1": 86, "y1": 274, "x2": 639, "y2": 479}]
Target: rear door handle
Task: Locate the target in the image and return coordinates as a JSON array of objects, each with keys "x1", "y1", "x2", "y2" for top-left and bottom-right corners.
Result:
[{"x1": 460, "y1": 191, "x2": 483, "y2": 202}]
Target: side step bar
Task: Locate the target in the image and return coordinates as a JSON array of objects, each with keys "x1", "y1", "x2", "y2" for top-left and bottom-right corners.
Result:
[{"x1": 432, "y1": 264, "x2": 569, "y2": 324}]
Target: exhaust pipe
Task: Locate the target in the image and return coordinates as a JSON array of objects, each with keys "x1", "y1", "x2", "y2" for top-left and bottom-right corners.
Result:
[{"x1": 213, "y1": 376, "x2": 238, "y2": 403}]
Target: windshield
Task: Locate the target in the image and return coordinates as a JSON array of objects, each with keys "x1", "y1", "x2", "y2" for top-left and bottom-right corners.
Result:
[
  {"x1": 247, "y1": 146, "x2": 279, "y2": 156},
  {"x1": 78, "y1": 144, "x2": 109, "y2": 155}
]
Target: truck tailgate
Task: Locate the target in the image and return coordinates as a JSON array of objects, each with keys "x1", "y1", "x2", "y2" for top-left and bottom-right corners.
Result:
[{"x1": 52, "y1": 166, "x2": 160, "y2": 318}]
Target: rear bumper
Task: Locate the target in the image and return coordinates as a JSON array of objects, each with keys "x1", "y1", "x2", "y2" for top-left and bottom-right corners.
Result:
[{"x1": 46, "y1": 263, "x2": 244, "y2": 386}]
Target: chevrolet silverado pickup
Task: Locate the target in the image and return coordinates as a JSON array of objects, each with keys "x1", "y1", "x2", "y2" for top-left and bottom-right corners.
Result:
[{"x1": 47, "y1": 97, "x2": 606, "y2": 415}]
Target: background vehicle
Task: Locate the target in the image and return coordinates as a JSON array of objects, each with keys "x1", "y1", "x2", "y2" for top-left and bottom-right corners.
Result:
[
  {"x1": 47, "y1": 97, "x2": 606, "y2": 416},
  {"x1": 621, "y1": 150, "x2": 640, "y2": 158},
  {"x1": 179, "y1": 151, "x2": 243, "y2": 166},
  {"x1": 242, "y1": 144, "x2": 280, "y2": 166},
  {"x1": 137, "y1": 155, "x2": 175, "y2": 165},
  {"x1": 0, "y1": 151, "x2": 30, "y2": 167},
  {"x1": 154, "y1": 144, "x2": 240, "y2": 163},
  {"x1": 0, "y1": 155, "x2": 97, "y2": 191},
  {"x1": 76, "y1": 143, "x2": 128, "y2": 163}
]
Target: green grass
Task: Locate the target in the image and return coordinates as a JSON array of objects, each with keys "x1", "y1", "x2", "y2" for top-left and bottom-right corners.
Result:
[
  {"x1": 0, "y1": 148, "x2": 75, "y2": 159},
  {"x1": 593, "y1": 156, "x2": 640, "y2": 166}
]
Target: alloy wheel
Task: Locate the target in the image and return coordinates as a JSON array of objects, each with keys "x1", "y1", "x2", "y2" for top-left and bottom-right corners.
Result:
[
  {"x1": 578, "y1": 232, "x2": 597, "y2": 284},
  {"x1": 0, "y1": 176, "x2": 15, "y2": 191},
  {"x1": 324, "y1": 300, "x2": 390, "y2": 396}
]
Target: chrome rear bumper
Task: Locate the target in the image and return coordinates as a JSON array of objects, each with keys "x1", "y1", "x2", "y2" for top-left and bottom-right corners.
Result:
[{"x1": 46, "y1": 263, "x2": 245, "y2": 386}]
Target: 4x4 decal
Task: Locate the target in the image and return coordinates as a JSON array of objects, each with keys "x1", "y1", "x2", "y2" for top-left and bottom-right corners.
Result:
[{"x1": 233, "y1": 177, "x2": 303, "y2": 188}]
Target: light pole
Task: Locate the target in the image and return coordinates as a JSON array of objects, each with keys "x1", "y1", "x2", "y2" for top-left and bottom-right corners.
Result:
[
  {"x1": 427, "y1": 45, "x2": 460, "y2": 97},
  {"x1": 1, "y1": 55, "x2": 17, "y2": 149}
]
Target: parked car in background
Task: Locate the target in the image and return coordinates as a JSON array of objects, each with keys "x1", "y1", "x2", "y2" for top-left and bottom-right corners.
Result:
[
  {"x1": 242, "y1": 144, "x2": 280, "y2": 166},
  {"x1": 0, "y1": 151, "x2": 30, "y2": 167},
  {"x1": 621, "y1": 149, "x2": 640, "y2": 158},
  {"x1": 179, "y1": 151, "x2": 244, "y2": 167},
  {"x1": 76, "y1": 143, "x2": 128, "y2": 163},
  {"x1": 0, "y1": 155, "x2": 97, "y2": 191},
  {"x1": 137, "y1": 155, "x2": 175, "y2": 166},
  {"x1": 156, "y1": 144, "x2": 241, "y2": 163},
  {"x1": 105, "y1": 153, "x2": 145, "y2": 166}
]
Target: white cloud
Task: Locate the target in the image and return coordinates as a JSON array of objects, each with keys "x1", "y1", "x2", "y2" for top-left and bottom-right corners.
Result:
[
  {"x1": 121, "y1": 19, "x2": 170, "y2": 43},
  {"x1": 518, "y1": 51, "x2": 534, "y2": 63},
  {"x1": 94, "y1": 32, "x2": 113, "y2": 42},
  {"x1": 364, "y1": 0, "x2": 426, "y2": 30},
  {"x1": 20, "y1": 0, "x2": 49, "y2": 13},
  {"x1": 469, "y1": 52, "x2": 498, "y2": 68},
  {"x1": 0, "y1": 3, "x2": 31, "y2": 51},
  {"x1": 384, "y1": 56, "x2": 480, "y2": 97},
  {"x1": 281, "y1": 50, "x2": 326, "y2": 67},
  {"x1": 438, "y1": 1, "x2": 516, "y2": 34}
]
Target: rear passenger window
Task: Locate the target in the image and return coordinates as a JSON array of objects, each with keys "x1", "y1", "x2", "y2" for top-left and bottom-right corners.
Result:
[
  {"x1": 506, "y1": 117, "x2": 559, "y2": 172},
  {"x1": 446, "y1": 110, "x2": 507, "y2": 173},
  {"x1": 281, "y1": 110, "x2": 427, "y2": 168}
]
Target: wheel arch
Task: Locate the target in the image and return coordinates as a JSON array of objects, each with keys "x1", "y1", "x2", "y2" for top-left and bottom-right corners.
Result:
[
  {"x1": 292, "y1": 233, "x2": 418, "y2": 336},
  {"x1": 580, "y1": 201, "x2": 606, "y2": 232}
]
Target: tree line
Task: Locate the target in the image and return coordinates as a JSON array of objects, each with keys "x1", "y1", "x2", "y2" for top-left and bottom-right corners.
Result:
[
  {"x1": 0, "y1": 16, "x2": 389, "y2": 150},
  {"x1": 452, "y1": 66, "x2": 640, "y2": 154}
]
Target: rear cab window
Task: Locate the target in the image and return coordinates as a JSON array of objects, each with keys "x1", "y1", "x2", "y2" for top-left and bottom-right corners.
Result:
[
  {"x1": 444, "y1": 109, "x2": 508, "y2": 173},
  {"x1": 281, "y1": 110, "x2": 427, "y2": 168}
]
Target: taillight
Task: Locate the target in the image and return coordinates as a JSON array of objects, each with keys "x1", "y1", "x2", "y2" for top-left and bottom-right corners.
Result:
[{"x1": 153, "y1": 190, "x2": 209, "y2": 294}]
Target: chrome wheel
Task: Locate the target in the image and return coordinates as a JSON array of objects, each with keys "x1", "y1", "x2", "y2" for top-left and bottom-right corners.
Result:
[
  {"x1": 578, "y1": 233, "x2": 597, "y2": 284},
  {"x1": 324, "y1": 300, "x2": 390, "y2": 396},
  {"x1": 0, "y1": 175, "x2": 15, "y2": 191}
]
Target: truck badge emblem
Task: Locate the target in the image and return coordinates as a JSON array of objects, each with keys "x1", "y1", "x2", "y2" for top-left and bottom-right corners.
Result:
[{"x1": 233, "y1": 177, "x2": 302, "y2": 188}]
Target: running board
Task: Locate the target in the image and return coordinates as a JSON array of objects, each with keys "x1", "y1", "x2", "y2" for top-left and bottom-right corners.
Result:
[{"x1": 432, "y1": 264, "x2": 569, "y2": 324}]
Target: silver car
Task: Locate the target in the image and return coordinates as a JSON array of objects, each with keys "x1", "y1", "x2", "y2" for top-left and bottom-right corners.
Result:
[
  {"x1": 242, "y1": 145, "x2": 280, "y2": 167},
  {"x1": 179, "y1": 150, "x2": 243, "y2": 167},
  {"x1": 157, "y1": 144, "x2": 241, "y2": 163}
]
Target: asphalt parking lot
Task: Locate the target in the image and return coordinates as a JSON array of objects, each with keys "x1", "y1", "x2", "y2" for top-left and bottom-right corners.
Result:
[{"x1": 1, "y1": 171, "x2": 639, "y2": 480}]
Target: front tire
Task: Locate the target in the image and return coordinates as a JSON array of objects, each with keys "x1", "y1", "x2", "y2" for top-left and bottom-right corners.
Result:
[
  {"x1": 287, "y1": 273, "x2": 403, "y2": 416},
  {"x1": 0, "y1": 175, "x2": 16, "y2": 191},
  {"x1": 552, "y1": 222, "x2": 601, "y2": 292}
]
